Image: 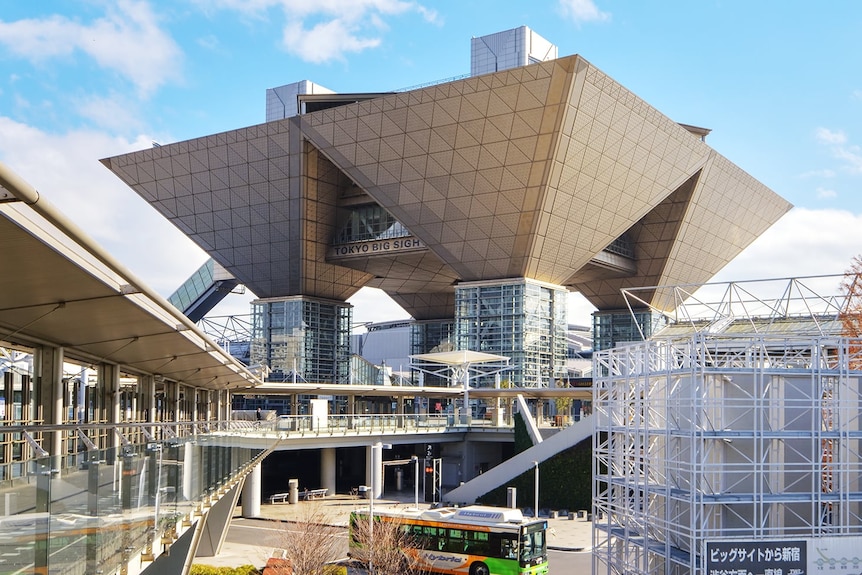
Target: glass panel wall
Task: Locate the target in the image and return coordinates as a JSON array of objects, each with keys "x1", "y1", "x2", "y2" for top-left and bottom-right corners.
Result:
[
  {"x1": 251, "y1": 296, "x2": 352, "y2": 384},
  {"x1": 0, "y1": 424, "x2": 269, "y2": 575},
  {"x1": 410, "y1": 320, "x2": 456, "y2": 387},
  {"x1": 333, "y1": 204, "x2": 412, "y2": 244},
  {"x1": 454, "y1": 279, "x2": 567, "y2": 387},
  {"x1": 592, "y1": 308, "x2": 667, "y2": 352}
]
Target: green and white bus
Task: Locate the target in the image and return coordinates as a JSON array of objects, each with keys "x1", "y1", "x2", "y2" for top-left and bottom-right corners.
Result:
[{"x1": 350, "y1": 505, "x2": 549, "y2": 575}]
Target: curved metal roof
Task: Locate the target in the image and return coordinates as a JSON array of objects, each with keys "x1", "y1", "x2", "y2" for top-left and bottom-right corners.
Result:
[{"x1": 0, "y1": 162, "x2": 259, "y2": 390}]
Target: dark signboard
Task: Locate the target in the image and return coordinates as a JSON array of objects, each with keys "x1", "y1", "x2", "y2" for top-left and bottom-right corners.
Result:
[{"x1": 706, "y1": 540, "x2": 806, "y2": 575}]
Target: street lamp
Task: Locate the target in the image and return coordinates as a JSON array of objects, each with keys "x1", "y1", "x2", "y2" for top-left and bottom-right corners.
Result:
[
  {"x1": 533, "y1": 461, "x2": 539, "y2": 518},
  {"x1": 411, "y1": 455, "x2": 419, "y2": 509}
]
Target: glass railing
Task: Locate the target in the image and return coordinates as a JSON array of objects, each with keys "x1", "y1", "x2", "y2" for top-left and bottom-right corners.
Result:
[
  {"x1": 221, "y1": 413, "x2": 516, "y2": 439},
  {"x1": 0, "y1": 422, "x2": 274, "y2": 575}
]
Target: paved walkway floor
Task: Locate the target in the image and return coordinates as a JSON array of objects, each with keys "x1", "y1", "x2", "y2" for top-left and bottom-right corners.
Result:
[{"x1": 194, "y1": 493, "x2": 594, "y2": 569}]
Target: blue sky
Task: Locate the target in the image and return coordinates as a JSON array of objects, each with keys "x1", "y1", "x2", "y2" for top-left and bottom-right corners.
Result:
[{"x1": 1, "y1": 0, "x2": 861, "y2": 325}]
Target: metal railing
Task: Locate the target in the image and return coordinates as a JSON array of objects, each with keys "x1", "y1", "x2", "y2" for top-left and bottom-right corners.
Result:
[{"x1": 223, "y1": 413, "x2": 518, "y2": 439}]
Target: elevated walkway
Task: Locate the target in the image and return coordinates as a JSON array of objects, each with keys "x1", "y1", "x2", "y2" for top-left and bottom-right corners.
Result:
[
  {"x1": 211, "y1": 413, "x2": 513, "y2": 450},
  {"x1": 169, "y1": 258, "x2": 240, "y2": 322},
  {"x1": 443, "y1": 414, "x2": 593, "y2": 504}
]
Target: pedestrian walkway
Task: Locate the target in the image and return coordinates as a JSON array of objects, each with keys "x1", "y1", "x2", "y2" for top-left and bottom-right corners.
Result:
[{"x1": 196, "y1": 492, "x2": 594, "y2": 570}]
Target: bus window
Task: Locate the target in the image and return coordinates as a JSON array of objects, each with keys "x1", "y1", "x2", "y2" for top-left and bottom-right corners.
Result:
[
  {"x1": 466, "y1": 531, "x2": 491, "y2": 555},
  {"x1": 519, "y1": 526, "x2": 546, "y2": 565},
  {"x1": 501, "y1": 535, "x2": 517, "y2": 560},
  {"x1": 446, "y1": 529, "x2": 465, "y2": 553},
  {"x1": 423, "y1": 526, "x2": 442, "y2": 550}
]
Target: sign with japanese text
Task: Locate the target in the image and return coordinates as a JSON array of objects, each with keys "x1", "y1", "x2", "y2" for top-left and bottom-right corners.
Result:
[{"x1": 706, "y1": 540, "x2": 806, "y2": 575}]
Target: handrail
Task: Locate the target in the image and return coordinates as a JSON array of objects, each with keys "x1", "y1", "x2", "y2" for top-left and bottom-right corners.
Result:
[{"x1": 0, "y1": 420, "x2": 276, "y2": 575}]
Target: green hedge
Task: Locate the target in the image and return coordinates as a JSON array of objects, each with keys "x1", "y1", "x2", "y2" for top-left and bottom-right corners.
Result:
[
  {"x1": 190, "y1": 565, "x2": 261, "y2": 575},
  {"x1": 477, "y1": 412, "x2": 592, "y2": 512}
]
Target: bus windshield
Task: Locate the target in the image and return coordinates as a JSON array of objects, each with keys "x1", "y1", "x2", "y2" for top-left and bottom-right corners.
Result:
[{"x1": 520, "y1": 522, "x2": 547, "y2": 566}]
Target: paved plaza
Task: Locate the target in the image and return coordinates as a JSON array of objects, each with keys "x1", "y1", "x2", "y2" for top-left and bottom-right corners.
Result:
[{"x1": 196, "y1": 493, "x2": 593, "y2": 570}]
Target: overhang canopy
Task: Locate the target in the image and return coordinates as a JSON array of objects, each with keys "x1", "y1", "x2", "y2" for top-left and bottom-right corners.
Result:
[
  {"x1": 410, "y1": 350, "x2": 510, "y2": 366},
  {"x1": 0, "y1": 163, "x2": 259, "y2": 391}
]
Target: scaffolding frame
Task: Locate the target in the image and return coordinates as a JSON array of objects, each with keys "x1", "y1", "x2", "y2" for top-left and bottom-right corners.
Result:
[
  {"x1": 594, "y1": 275, "x2": 862, "y2": 575},
  {"x1": 594, "y1": 334, "x2": 862, "y2": 575}
]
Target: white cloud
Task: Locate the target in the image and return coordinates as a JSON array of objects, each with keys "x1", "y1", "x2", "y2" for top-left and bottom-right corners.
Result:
[
  {"x1": 0, "y1": 1, "x2": 182, "y2": 96},
  {"x1": 816, "y1": 186, "x2": 837, "y2": 199},
  {"x1": 798, "y1": 168, "x2": 836, "y2": 179},
  {"x1": 558, "y1": 0, "x2": 611, "y2": 24},
  {"x1": 74, "y1": 94, "x2": 144, "y2": 131},
  {"x1": 834, "y1": 144, "x2": 862, "y2": 174},
  {"x1": 282, "y1": 19, "x2": 381, "y2": 63},
  {"x1": 815, "y1": 127, "x2": 862, "y2": 175},
  {"x1": 196, "y1": 0, "x2": 436, "y2": 63},
  {"x1": 712, "y1": 207, "x2": 862, "y2": 283},
  {"x1": 816, "y1": 127, "x2": 847, "y2": 145}
]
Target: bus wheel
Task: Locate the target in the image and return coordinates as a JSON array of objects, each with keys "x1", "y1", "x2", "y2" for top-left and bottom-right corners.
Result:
[{"x1": 470, "y1": 562, "x2": 490, "y2": 575}]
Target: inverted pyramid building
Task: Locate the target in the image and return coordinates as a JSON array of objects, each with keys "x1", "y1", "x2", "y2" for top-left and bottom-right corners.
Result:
[{"x1": 103, "y1": 53, "x2": 791, "y2": 384}]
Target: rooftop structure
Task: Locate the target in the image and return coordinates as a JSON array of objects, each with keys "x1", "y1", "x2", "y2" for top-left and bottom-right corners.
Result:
[{"x1": 470, "y1": 25, "x2": 558, "y2": 76}]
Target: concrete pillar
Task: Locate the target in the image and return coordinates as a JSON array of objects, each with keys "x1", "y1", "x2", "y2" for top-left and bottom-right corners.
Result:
[
  {"x1": 103, "y1": 363, "x2": 121, "y2": 426},
  {"x1": 182, "y1": 441, "x2": 196, "y2": 502},
  {"x1": 321, "y1": 448, "x2": 336, "y2": 495},
  {"x1": 219, "y1": 389, "x2": 229, "y2": 424},
  {"x1": 174, "y1": 383, "x2": 182, "y2": 436},
  {"x1": 241, "y1": 463, "x2": 261, "y2": 518},
  {"x1": 143, "y1": 374, "x2": 156, "y2": 433},
  {"x1": 35, "y1": 345, "x2": 64, "y2": 463},
  {"x1": 367, "y1": 443, "x2": 384, "y2": 498},
  {"x1": 347, "y1": 395, "x2": 355, "y2": 429},
  {"x1": 215, "y1": 389, "x2": 223, "y2": 427},
  {"x1": 192, "y1": 388, "x2": 199, "y2": 424},
  {"x1": 98, "y1": 363, "x2": 120, "y2": 461}
]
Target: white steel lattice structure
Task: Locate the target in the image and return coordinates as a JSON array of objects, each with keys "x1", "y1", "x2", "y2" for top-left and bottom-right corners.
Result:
[{"x1": 593, "y1": 276, "x2": 862, "y2": 575}]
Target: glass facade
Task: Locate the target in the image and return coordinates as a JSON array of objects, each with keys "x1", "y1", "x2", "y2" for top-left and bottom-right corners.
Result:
[
  {"x1": 455, "y1": 279, "x2": 567, "y2": 387},
  {"x1": 411, "y1": 319, "x2": 457, "y2": 387},
  {"x1": 250, "y1": 297, "x2": 352, "y2": 384},
  {"x1": 334, "y1": 204, "x2": 412, "y2": 244},
  {"x1": 167, "y1": 258, "x2": 215, "y2": 312},
  {"x1": 0, "y1": 423, "x2": 268, "y2": 575},
  {"x1": 591, "y1": 308, "x2": 667, "y2": 352}
]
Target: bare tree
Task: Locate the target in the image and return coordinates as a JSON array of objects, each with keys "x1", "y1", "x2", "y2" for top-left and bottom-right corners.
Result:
[
  {"x1": 840, "y1": 255, "x2": 862, "y2": 369},
  {"x1": 349, "y1": 512, "x2": 427, "y2": 575},
  {"x1": 272, "y1": 503, "x2": 345, "y2": 575}
]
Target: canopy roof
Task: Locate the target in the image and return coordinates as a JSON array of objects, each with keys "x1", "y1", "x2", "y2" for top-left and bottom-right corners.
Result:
[
  {"x1": 0, "y1": 163, "x2": 259, "y2": 390},
  {"x1": 410, "y1": 350, "x2": 509, "y2": 366}
]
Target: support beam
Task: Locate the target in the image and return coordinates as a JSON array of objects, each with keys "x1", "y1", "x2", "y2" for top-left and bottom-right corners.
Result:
[
  {"x1": 36, "y1": 345, "x2": 64, "y2": 463},
  {"x1": 196, "y1": 480, "x2": 244, "y2": 557}
]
